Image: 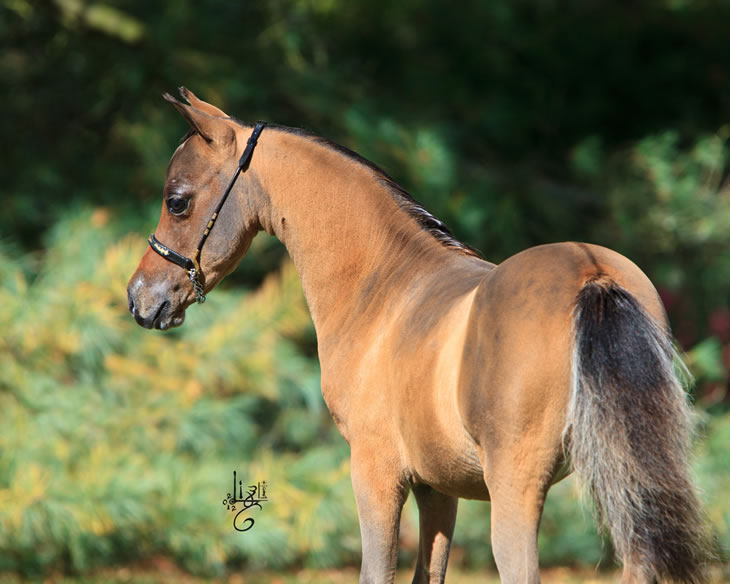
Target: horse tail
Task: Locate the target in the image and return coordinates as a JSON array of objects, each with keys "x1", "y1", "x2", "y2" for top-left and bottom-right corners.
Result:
[{"x1": 567, "y1": 277, "x2": 709, "y2": 583}]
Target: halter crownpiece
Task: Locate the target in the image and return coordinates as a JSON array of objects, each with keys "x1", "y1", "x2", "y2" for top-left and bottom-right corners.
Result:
[{"x1": 148, "y1": 121, "x2": 266, "y2": 303}]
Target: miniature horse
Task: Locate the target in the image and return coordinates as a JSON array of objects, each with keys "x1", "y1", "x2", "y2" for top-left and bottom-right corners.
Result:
[{"x1": 127, "y1": 88, "x2": 708, "y2": 583}]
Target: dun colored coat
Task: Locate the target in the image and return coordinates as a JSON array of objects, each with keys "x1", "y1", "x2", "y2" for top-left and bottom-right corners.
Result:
[{"x1": 128, "y1": 88, "x2": 709, "y2": 584}]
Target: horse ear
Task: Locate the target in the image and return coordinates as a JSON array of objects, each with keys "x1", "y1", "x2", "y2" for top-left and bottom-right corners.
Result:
[
  {"x1": 163, "y1": 91, "x2": 235, "y2": 147},
  {"x1": 178, "y1": 87, "x2": 228, "y2": 118}
]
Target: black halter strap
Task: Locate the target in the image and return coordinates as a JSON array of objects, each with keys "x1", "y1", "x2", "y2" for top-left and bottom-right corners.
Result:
[{"x1": 148, "y1": 121, "x2": 266, "y2": 303}]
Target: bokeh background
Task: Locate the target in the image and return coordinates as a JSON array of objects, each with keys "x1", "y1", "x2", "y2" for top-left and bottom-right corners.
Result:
[{"x1": 2, "y1": 0, "x2": 730, "y2": 580}]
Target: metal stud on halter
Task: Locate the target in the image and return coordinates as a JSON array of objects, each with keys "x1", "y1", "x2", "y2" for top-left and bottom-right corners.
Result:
[{"x1": 148, "y1": 122, "x2": 266, "y2": 303}]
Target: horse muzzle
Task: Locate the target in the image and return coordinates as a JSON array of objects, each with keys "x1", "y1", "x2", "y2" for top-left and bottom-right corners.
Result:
[{"x1": 127, "y1": 273, "x2": 187, "y2": 330}]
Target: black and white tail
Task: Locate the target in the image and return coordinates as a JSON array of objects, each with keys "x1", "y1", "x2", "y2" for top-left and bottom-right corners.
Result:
[{"x1": 567, "y1": 279, "x2": 710, "y2": 583}]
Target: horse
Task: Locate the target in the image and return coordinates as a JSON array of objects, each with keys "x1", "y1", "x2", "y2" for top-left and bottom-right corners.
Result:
[{"x1": 127, "y1": 88, "x2": 709, "y2": 583}]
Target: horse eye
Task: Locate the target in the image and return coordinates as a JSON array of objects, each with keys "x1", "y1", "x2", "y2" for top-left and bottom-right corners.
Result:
[{"x1": 166, "y1": 196, "x2": 190, "y2": 215}]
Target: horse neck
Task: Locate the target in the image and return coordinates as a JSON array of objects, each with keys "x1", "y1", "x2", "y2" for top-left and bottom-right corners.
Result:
[{"x1": 245, "y1": 128, "x2": 464, "y2": 337}]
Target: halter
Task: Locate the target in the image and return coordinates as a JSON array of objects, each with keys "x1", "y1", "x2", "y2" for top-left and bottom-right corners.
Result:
[{"x1": 148, "y1": 122, "x2": 266, "y2": 303}]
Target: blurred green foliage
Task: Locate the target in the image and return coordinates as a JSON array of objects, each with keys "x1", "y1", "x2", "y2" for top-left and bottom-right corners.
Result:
[
  {"x1": 0, "y1": 213, "x2": 359, "y2": 575},
  {"x1": 2, "y1": 0, "x2": 730, "y2": 577}
]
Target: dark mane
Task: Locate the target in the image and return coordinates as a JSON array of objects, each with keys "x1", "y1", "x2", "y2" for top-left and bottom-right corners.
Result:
[{"x1": 228, "y1": 119, "x2": 481, "y2": 258}]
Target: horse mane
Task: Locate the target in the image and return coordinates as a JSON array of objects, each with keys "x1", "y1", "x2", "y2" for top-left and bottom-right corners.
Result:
[{"x1": 226, "y1": 119, "x2": 481, "y2": 259}]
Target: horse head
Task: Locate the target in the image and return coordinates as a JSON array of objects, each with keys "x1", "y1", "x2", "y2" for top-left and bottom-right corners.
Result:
[{"x1": 127, "y1": 88, "x2": 261, "y2": 329}]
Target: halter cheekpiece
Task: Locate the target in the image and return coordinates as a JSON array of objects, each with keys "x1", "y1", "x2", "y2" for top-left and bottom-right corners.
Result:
[{"x1": 148, "y1": 122, "x2": 266, "y2": 303}]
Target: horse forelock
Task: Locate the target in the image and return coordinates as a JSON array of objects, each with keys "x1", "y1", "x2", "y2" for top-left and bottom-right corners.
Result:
[{"x1": 179, "y1": 127, "x2": 196, "y2": 144}]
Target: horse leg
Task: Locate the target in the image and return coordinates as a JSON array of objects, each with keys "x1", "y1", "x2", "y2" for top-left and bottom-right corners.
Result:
[
  {"x1": 350, "y1": 447, "x2": 409, "y2": 584},
  {"x1": 483, "y1": 448, "x2": 554, "y2": 584},
  {"x1": 411, "y1": 484, "x2": 458, "y2": 584},
  {"x1": 489, "y1": 481, "x2": 547, "y2": 583}
]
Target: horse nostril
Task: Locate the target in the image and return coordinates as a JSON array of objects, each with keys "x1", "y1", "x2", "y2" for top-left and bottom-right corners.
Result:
[
  {"x1": 152, "y1": 300, "x2": 170, "y2": 329},
  {"x1": 127, "y1": 288, "x2": 136, "y2": 316}
]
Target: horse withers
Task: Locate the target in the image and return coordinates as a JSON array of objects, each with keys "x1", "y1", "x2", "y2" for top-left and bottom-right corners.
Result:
[{"x1": 127, "y1": 88, "x2": 710, "y2": 583}]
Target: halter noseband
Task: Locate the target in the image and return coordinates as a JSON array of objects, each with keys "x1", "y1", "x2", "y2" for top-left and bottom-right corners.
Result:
[{"x1": 148, "y1": 121, "x2": 266, "y2": 303}]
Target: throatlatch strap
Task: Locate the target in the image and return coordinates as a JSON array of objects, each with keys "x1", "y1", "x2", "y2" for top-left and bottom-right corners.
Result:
[{"x1": 194, "y1": 121, "x2": 266, "y2": 255}]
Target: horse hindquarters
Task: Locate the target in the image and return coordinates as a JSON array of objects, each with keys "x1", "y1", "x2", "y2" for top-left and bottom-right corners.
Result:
[{"x1": 568, "y1": 279, "x2": 709, "y2": 583}]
